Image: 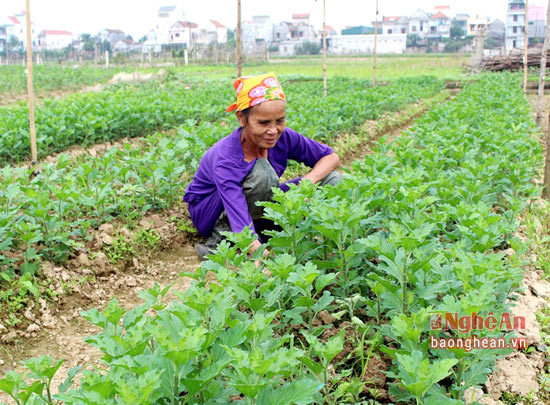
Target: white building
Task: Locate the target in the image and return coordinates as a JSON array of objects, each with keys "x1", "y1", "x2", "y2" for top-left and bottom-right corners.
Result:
[
  {"x1": 38, "y1": 30, "x2": 73, "y2": 50},
  {"x1": 169, "y1": 20, "x2": 198, "y2": 47},
  {"x1": 4, "y1": 12, "x2": 38, "y2": 49},
  {"x1": 381, "y1": 16, "x2": 408, "y2": 35},
  {"x1": 408, "y1": 9, "x2": 430, "y2": 38},
  {"x1": 467, "y1": 16, "x2": 489, "y2": 36},
  {"x1": 506, "y1": 0, "x2": 525, "y2": 50},
  {"x1": 328, "y1": 34, "x2": 406, "y2": 54},
  {"x1": 427, "y1": 11, "x2": 451, "y2": 39},
  {"x1": 156, "y1": 5, "x2": 187, "y2": 45},
  {"x1": 242, "y1": 15, "x2": 273, "y2": 52}
]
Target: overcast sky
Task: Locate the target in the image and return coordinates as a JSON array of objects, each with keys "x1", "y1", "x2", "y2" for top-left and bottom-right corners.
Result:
[{"x1": 0, "y1": 0, "x2": 543, "y2": 40}]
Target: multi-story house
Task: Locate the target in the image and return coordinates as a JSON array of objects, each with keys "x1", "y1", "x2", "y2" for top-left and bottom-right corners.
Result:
[
  {"x1": 156, "y1": 5, "x2": 187, "y2": 45},
  {"x1": 381, "y1": 16, "x2": 408, "y2": 35},
  {"x1": 242, "y1": 15, "x2": 273, "y2": 52},
  {"x1": 506, "y1": 0, "x2": 525, "y2": 50},
  {"x1": 169, "y1": 21, "x2": 198, "y2": 48},
  {"x1": 467, "y1": 16, "x2": 489, "y2": 36},
  {"x1": 98, "y1": 29, "x2": 126, "y2": 47},
  {"x1": 427, "y1": 11, "x2": 451, "y2": 39},
  {"x1": 528, "y1": 6, "x2": 545, "y2": 40},
  {"x1": 4, "y1": 12, "x2": 38, "y2": 49},
  {"x1": 408, "y1": 9, "x2": 430, "y2": 38}
]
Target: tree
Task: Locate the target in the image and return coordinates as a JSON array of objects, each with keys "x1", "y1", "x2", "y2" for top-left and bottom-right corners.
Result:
[
  {"x1": 7, "y1": 35, "x2": 22, "y2": 52},
  {"x1": 406, "y1": 33, "x2": 421, "y2": 47},
  {"x1": 80, "y1": 33, "x2": 95, "y2": 52},
  {"x1": 226, "y1": 29, "x2": 236, "y2": 48},
  {"x1": 450, "y1": 19, "x2": 465, "y2": 40},
  {"x1": 296, "y1": 41, "x2": 320, "y2": 55}
]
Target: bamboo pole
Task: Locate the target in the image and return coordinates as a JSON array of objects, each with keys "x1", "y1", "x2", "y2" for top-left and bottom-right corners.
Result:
[
  {"x1": 373, "y1": 0, "x2": 379, "y2": 87},
  {"x1": 536, "y1": 0, "x2": 550, "y2": 126},
  {"x1": 236, "y1": 0, "x2": 242, "y2": 77},
  {"x1": 524, "y1": 0, "x2": 529, "y2": 93},
  {"x1": 544, "y1": 111, "x2": 550, "y2": 199},
  {"x1": 322, "y1": 0, "x2": 327, "y2": 97},
  {"x1": 25, "y1": 0, "x2": 38, "y2": 165}
]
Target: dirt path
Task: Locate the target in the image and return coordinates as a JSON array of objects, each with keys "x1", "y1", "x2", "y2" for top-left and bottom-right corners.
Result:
[{"x1": 0, "y1": 244, "x2": 200, "y2": 402}]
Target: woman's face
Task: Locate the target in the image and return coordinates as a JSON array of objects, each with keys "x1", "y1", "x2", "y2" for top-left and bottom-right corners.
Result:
[{"x1": 238, "y1": 100, "x2": 286, "y2": 150}]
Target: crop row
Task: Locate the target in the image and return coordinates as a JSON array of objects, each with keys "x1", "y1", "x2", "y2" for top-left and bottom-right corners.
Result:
[
  {"x1": 0, "y1": 76, "x2": 442, "y2": 296},
  {"x1": 0, "y1": 73, "x2": 541, "y2": 403},
  {"x1": 0, "y1": 65, "x2": 127, "y2": 97},
  {"x1": 0, "y1": 75, "x2": 442, "y2": 165}
]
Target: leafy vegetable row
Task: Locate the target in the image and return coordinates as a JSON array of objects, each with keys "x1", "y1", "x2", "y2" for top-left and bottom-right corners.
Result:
[
  {"x1": 0, "y1": 73, "x2": 541, "y2": 403},
  {"x1": 0, "y1": 65, "x2": 126, "y2": 97},
  {"x1": 0, "y1": 76, "x2": 442, "y2": 165}
]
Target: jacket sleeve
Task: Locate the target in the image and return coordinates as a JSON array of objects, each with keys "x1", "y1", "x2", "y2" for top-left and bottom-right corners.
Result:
[
  {"x1": 284, "y1": 128, "x2": 334, "y2": 168},
  {"x1": 213, "y1": 159, "x2": 257, "y2": 236}
]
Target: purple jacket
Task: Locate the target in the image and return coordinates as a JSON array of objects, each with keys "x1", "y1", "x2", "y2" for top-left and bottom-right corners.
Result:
[{"x1": 183, "y1": 126, "x2": 333, "y2": 237}]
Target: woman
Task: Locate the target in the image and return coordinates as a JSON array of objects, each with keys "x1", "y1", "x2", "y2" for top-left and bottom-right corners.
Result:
[{"x1": 183, "y1": 72, "x2": 341, "y2": 259}]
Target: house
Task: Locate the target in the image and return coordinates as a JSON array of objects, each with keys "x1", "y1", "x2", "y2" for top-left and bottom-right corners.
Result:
[
  {"x1": 38, "y1": 30, "x2": 73, "y2": 50},
  {"x1": 4, "y1": 11, "x2": 38, "y2": 49},
  {"x1": 408, "y1": 9, "x2": 430, "y2": 38},
  {"x1": 242, "y1": 15, "x2": 273, "y2": 52},
  {"x1": 380, "y1": 16, "x2": 408, "y2": 35},
  {"x1": 528, "y1": 6, "x2": 545, "y2": 40},
  {"x1": 427, "y1": 11, "x2": 451, "y2": 39},
  {"x1": 209, "y1": 20, "x2": 227, "y2": 43},
  {"x1": 169, "y1": 21, "x2": 198, "y2": 48},
  {"x1": 467, "y1": 16, "x2": 489, "y2": 36},
  {"x1": 506, "y1": 0, "x2": 525, "y2": 50},
  {"x1": 98, "y1": 29, "x2": 126, "y2": 46},
  {"x1": 113, "y1": 39, "x2": 141, "y2": 53},
  {"x1": 156, "y1": 5, "x2": 187, "y2": 45},
  {"x1": 454, "y1": 13, "x2": 470, "y2": 37}
]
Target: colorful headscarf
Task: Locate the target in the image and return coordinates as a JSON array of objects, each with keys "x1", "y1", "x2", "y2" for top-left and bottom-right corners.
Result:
[{"x1": 226, "y1": 72, "x2": 286, "y2": 112}]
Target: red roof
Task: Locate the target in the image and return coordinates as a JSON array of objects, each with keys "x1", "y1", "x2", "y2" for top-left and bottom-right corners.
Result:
[
  {"x1": 435, "y1": 5, "x2": 451, "y2": 10},
  {"x1": 325, "y1": 25, "x2": 335, "y2": 32},
  {"x1": 432, "y1": 11, "x2": 448, "y2": 19},
  {"x1": 42, "y1": 30, "x2": 73, "y2": 36},
  {"x1": 293, "y1": 13, "x2": 309, "y2": 19},
  {"x1": 210, "y1": 19, "x2": 225, "y2": 29},
  {"x1": 383, "y1": 16, "x2": 402, "y2": 22},
  {"x1": 8, "y1": 16, "x2": 20, "y2": 24},
  {"x1": 176, "y1": 21, "x2": 198, "y2": 29}
]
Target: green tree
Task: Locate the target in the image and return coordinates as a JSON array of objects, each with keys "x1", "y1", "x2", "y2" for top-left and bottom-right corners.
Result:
[
  {"x1": 406, "y1": 33, "x2": 421, "y2": 47},
  {"x1": 7, "y1": 35, "x2": 22, "y2": 52},
  {"x1": 80, "y1": 33, "x2": 95, "y2": 52},
  {"x1": 296, "y1": 41, "x2": 320, "y2": 55},
  {"x1": 226, "y1": 29, "x2": 236, "y2": 48}
]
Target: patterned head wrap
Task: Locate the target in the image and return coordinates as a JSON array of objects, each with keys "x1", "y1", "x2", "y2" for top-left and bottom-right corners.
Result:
[{"x1": 226, "y1": 72, "x2": 286, "y2": 112}]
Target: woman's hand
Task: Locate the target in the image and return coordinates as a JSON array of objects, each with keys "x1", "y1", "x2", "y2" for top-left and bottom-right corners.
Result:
[{"x1": 248, "y1": 239, "x2": 269, "y2": 269}]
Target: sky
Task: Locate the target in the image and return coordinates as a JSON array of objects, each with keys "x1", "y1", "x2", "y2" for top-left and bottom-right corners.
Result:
[{"x1": 0, "y1": 0, "x2": 543, "y2": 40}]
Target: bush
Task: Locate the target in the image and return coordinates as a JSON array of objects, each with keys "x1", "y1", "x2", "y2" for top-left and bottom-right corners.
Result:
[{"x1": 296, "y1": 41, "x2": 320, "y2": 55}]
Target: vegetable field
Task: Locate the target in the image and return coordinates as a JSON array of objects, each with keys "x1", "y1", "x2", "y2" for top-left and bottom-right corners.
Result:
[{"x1": 0, "y1": 62, "x2": 547, "y2": 405}]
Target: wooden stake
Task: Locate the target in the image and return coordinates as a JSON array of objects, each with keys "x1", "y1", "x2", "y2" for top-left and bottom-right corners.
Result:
[
  {"x1": 373, "y1": 0, "x2": 379, "y2": 87},
  {"x1": 322, "y1": 0, "x2": 327, "y2": 97},
  {"x1": 524, "y1": 0, "x2": 529, "y2": 93},
  {"x1": 536, "y1": 0, "x2": 550, "y2": 126},
  {"x1": 25, "y1": 0, "x2": 38, "y2": 164},
  {"x1": 544, "y1": 111, "x2": 550, "y2": 199},
  {"x1": 236, "y1": 0, "x2": 242, "y2": 77}
]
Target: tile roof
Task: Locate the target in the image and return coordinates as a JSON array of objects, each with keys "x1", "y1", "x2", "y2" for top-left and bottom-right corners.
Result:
[
  {"x1": 293, "y1": 13, "x2": 309, "y2": 19},
  {"x1": 8, "y1": 16, "x2": 20, "y2": 24},
  {"x1": 42, "y1": 30, "x2": 73, "y2": 36},
  {"x1": 432, "y1": 11, "x2": 448, "y2": 19},
  {"x1": 159, "y1": 6, "x2": 176, "y2": 12},
  {"x1": 211, "y1": 20, "x2": 225, "y2": 29}
]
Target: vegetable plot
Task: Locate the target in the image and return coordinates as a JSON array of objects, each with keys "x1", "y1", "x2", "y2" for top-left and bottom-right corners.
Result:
[
  {"x1": 0, "y1": 73, "x2": 540, "y2": 403},
  {"x1": 0, "y1": 76, "x2": 442, "y2": 165}
]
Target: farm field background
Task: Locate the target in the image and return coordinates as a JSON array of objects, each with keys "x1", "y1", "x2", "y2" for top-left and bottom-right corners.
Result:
[{"x1": 0, "y1": 55, "x2": 549, "y2": 404}]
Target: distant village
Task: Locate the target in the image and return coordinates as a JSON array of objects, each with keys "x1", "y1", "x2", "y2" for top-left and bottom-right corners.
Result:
[{"x1": 0, "y1": 1, "x2": 544, "y2": 59}]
